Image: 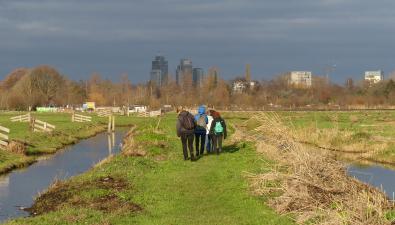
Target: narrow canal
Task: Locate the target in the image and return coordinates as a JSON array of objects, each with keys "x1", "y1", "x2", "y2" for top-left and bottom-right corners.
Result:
[
  {"x1": 0, "y1": 130, "x2": 126, "y2": 223},
  {"x1": 348, "y1": 164, "x2": 395, "y2": 200}
]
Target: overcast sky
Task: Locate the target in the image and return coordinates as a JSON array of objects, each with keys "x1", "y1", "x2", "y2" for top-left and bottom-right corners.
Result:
[{"x1": 1, "y1": 0, "x2": 395, "y2": 83}]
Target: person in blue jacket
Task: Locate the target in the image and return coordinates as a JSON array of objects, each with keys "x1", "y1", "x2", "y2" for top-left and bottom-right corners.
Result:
[{"x1": 194, "y1": 105, "x2": 208, "y2": 157}]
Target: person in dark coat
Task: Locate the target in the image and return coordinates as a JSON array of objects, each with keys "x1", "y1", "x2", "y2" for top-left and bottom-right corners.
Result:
[
  {"x1": 176, "y1": 109, "x2": 197, "y2": 161},
  {"x1": 209, "y1": 111, "x2": 227, "y2": 155}
]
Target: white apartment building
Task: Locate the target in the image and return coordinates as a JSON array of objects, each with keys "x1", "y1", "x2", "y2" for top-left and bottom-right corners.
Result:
[
  {"x1": 365, "y1": 70, "x2": 384, "y2": 84},
  {"x1": 289, "y1": 71, "x2": 312, "y2": 88}
]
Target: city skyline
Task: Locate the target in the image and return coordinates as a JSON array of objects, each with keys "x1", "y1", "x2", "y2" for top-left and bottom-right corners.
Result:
[{"x1": 1, "y1": 1, "x2": 395, "y2": 84}]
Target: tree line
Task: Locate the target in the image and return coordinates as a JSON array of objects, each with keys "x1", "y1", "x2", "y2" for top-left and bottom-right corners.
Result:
[{"x1": 1, "y1": 65, "x2": 395, "y2": 110}]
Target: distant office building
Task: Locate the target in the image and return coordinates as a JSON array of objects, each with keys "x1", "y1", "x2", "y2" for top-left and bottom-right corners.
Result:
[
  {"x1": 289, "y1": 71, "x2": 312, "y2": 88},
  {"x1": 150, "y1": 70, "x2": 162, "y2": 86},
  {"x1": 150, "y1": 55, "x2": 168, "y2": 86},
  {"x1": 365, "y1": 70, "x2": 384, "y2": 84},
  {"x1": 192, "y1": 68, "x2": 204, "y2": 87},
  {"x1": 176, "y1": 58, "x2": 193, "y2": 85}
]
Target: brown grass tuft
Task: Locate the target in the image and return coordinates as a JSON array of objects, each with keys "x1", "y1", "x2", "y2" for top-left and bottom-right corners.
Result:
[{"x1": 121, "y1": 127, "x2": 147, "y2": 157}]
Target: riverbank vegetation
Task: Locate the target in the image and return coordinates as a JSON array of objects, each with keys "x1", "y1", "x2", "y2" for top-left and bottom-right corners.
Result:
[
  {"x1": 237, "y1": 110, "x2": 395, "y2": 166},
  {"x1": 244, "y1": 113, "x2": 394, "y2": 224},
  {"x1": 0, "y1": 112, "x2": 138, "y2": 174}
]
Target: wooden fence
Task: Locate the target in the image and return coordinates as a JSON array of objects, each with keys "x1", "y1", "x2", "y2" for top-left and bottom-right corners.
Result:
[
  {"x1": 72, "y1": 113, "x2": 92, "y2": 122},
  {"x1": 150, "y1": 110, "x2": 162, "y2": 117},
  {"x1": 0, "y1": 126, "x2": 9, "y2": 150},
  {"x1": 137, "y1": 112, "x2": 149, "y2": 117},
  {"x1": 97, "y1": 110, "x2": 112, "y2": 117},
  {"x1": 10, "y1": 113, "x2": 31, "y2": 122},
  {"x1": 32, "y1": 119, "x2": 55, "y2": 132},
  {"x1": 137, "y1": 110, "x2": 162, "y2": 118}
]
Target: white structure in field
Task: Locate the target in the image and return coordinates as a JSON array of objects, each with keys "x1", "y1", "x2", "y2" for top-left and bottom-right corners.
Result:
[
  {"x1": 129, "y1": 105, "x2": 147, "y2": 113},
  {"x1": 289, "y1": 71, "x2": 312, "y2": 87},
  {"x1": 232, "y1": 80, "x2": 247, "y2": 93},
  {"x1": 365, "y1": 70, "x2": 384, "y2": 84}
]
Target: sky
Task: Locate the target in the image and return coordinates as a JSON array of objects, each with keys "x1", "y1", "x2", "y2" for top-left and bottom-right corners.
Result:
[{"x1": 0, "y1": 0, "x2": 395, "y2": 84}]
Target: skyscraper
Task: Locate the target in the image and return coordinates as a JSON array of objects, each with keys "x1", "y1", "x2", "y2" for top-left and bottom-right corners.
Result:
[
  {"x1": 150, "y1": 54, "x2": 168, "y2": 86},
  {"x1": 176, "y1": 58, "x2": 193, "y2": 85},
  {"x1": 192, "y1": 68, "x2": 204, "y2": 87}
]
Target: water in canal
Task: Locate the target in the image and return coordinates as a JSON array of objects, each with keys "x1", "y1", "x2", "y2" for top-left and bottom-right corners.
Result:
[
  {"x1": 0, "y1": 130, "x2": 125, "y2": 223},
  {"x1": 348, "y1": 164, "x2": 395, "y2": 199}
]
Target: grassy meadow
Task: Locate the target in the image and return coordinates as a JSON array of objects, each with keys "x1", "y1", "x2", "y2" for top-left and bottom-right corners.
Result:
[
  {"x1": 5, "y1": 113, "x2": 294, "y2": 225},
  {"x1": 2, "y1": 110, "x2": 395, "y2": 224}
]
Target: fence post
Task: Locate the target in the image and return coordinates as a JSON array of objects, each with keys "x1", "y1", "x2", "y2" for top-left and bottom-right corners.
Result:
[
  {"x1": 72, "y1": 112, "x2": 75, "y2": 122},
  {"x1": 44, "y1": 122, "x2": 47, "y2": 131},
  {"x1": 30, "y1": 117, "x2": 35, "y2": 131},
  {"x1": 112, "y1": 115, "x2": 115, "y2": 132}
]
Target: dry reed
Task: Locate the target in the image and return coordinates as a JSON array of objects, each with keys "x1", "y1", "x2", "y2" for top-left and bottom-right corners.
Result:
[{"x1": 245, "y1": 112, "x2": 393, "y2": 225}]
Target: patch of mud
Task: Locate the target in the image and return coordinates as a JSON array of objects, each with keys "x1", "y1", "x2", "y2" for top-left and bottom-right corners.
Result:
[{"x1": 26, "y1": 176, "x2": 142, "y2": 216}]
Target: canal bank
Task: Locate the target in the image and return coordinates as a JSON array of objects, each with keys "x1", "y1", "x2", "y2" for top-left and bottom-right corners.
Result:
[{"x1": 0, "y1": 130, "x2": 126, "y2": 222}]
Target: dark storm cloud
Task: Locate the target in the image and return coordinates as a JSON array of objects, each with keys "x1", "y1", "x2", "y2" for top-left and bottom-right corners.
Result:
[{"x1": 1, "y1": 0, "x2": 395, "y2": 83}]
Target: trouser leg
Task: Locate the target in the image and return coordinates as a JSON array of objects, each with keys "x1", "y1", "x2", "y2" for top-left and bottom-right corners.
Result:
[
  {"x1": 181, "y1": 135, "x2": 188, "y2": 160},
  {"x1": 205, "y1": 134, "x2": 210, "y2": 153},
  {"x1": 200, "y1": 134, "x2": 206, "y2": 155},
  {"x1": 209, "y1": 135, "x2": 213, "y2": 153},
  {"x1": 187, "y1": 134, "x2": 195, "y2": 160},
  {"x1": 213, "y1": 134, "x2": 218, "y2": 154},
  {"x1": 195, "y1": 134, "x2": 200, "y2": 156},
  {"x1": 218, "y1": 134, "x2": 223, "y2": 153}
]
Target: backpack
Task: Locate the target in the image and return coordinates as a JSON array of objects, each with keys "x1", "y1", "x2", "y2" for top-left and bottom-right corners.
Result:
[
  {"x1": 214, "y1": 121, "x2": 224, "y2": 134},
  {"x1": 181, "y1": 113, "x2": 195, "y2": 130},
  {"x1": 196, "y1": 115, "x2": 206, "y2": 129}
]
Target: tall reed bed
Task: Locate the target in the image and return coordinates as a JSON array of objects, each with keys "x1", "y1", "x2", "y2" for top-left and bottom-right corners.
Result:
[{"x1": 245, "y1": 112, "x2": 393, "y2": 225}]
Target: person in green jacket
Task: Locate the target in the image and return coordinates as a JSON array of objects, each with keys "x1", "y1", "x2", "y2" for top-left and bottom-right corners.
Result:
[{"x1": 209, "y1": 111, "x2": 227, "y2": 155}]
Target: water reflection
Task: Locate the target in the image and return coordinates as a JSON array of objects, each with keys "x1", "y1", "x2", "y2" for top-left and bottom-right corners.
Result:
[
  {"x1": 107, "y1": 132, "x2": 116, "y2": 156},
  {"x1": 0, "y1": 130, "x2": 125, "y2": 222}
]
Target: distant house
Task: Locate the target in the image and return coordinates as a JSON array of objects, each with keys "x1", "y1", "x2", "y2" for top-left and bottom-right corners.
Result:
[
  {"x1": 289, "y1": 71, "x2": 312, "y2": 88},
  {"x1": 365, "y1": 70, "x2": 384, "y2": 84},
  {"x1": 232, "y1": 79, "x2": 247, "y2": 93},
  {"x1": 232, "y1": 79, "x2": 258, "y2": 94}
]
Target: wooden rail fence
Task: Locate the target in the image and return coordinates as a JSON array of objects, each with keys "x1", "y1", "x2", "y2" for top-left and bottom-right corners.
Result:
[
  {"x1": 10, "y1": 113, "x2": 31, "y2": 122},
  {"x1": 72, "y1": 113, "x2": 92, "y2": 122},
  {"x1": 137, "y1": 110, "x2": 162, "y2": 118},
  {"x1": 32, "y1": 119, "x2": 55, "y2": 132},
  {"x1": 97, "y1": 110, "x2": 112, "y2": 117},
  {"x1": 0, "y1": 126, "x2": 10, "y2": 150}
]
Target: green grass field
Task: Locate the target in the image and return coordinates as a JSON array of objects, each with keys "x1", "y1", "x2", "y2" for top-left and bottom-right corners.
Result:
[
  {"x1": 3, "y1": 110, "x2": 395, "y2": 224},
  {"x1": 5, "y1": 113, "x2": 294, "y2": 225}
]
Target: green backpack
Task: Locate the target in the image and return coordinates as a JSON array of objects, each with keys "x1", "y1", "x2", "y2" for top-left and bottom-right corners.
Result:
[{"x1": 214, "y1": 121, "x2": 224, "y2": 134}]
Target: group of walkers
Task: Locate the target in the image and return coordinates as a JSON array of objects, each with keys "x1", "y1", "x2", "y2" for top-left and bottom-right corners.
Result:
[{"x1": 176, "y1": 105, "x2": 227, "y2": 161}]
